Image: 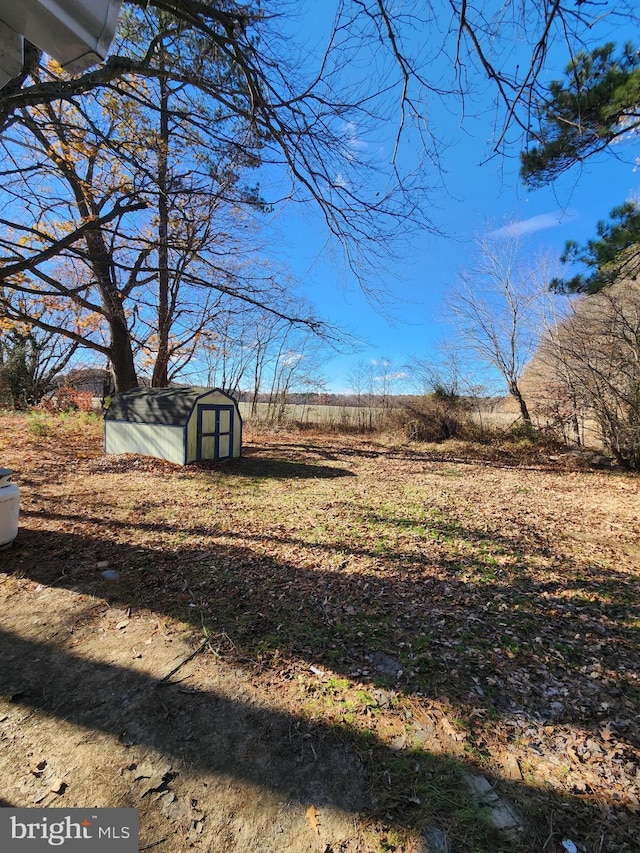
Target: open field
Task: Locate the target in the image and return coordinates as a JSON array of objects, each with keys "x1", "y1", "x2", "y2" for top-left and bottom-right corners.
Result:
[
  {"x1": 238, "y1": 402, "x2": 604, "y2": 450},
  {"x1": 1, "y1": 411, "x2": 639, "y2": 851},
  {"x1": 237, "y1": 402, "x2": 503, "y2": 430},
  {"x1": 238, "y1": 402, "x2": 390, "y2": 431}
]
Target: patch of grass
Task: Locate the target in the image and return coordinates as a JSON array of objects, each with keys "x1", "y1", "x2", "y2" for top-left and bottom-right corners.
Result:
[
  {"x1": 374, "y1": 539, "x2": 390, "y2": 555},
  {"x1": 25, "y1": 410, "x2": 52, "y2": 436},
  {"x1": 356, "y1": 689, "x2": 379, "y2": 713},
  {"x1": 378, "y1": 827, "x2": 405, "y2": 851},
  {"x1": 325, "y1": 676, "x2": 351, "y2": 692}
]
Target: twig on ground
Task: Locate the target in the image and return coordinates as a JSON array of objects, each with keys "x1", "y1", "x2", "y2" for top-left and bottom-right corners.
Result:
[
  {"x1": 140, "y1": 839, "x2": 167, "y2": 851},
  {"x1": 160, "y1": 637, "x2": 211, "y2": 683}
]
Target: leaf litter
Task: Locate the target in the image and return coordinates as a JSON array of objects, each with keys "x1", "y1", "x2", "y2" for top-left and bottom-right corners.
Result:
[{"x1": 1, "y1": 414, "x2": 639, "y2": 851}]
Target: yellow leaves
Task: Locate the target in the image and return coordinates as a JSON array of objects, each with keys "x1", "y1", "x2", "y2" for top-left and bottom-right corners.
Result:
[
  {"x1": 0, "y1": 276, "x2": 104, "y2": 341},
  {"x1": 305, "y1": 805, "x2": 320, "y2": 835},
  {"x1": 74, "y1": 312, "x2": 103, "y2": 336},
  {"x1": 43, "y1": 56, "x2": 66, "y2": 77},
  {"x1": 0, "y1": 316, "x2": 29, "y2": 334},
  {"x1": 1, "y1": 271, "x2": 28, "y2": 289}
]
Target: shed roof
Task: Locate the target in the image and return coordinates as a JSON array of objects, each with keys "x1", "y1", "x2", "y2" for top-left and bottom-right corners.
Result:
[{"x1": 105, "y1": 387, "x2": 235, "y2": 426}]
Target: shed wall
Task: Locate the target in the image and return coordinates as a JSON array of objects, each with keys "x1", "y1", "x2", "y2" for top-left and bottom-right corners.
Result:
[
  {"x1": 232, "y1": 409, "x2": 242, "y2": 457},
  {"x1": 186, "y1": 409, "x2": 198, "y2": 461},
  {"x1": 105, "y1": 421, "x2": 185, "y2": 465}
]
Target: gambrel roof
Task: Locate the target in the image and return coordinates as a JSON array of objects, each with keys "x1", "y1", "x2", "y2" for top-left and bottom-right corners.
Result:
[{"x1": 104, "y1": 387, "x2": 236, "y2": 426}]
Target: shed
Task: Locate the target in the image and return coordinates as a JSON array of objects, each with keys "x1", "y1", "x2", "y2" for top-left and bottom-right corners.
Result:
[{"x1": 104, "y1": 387, "x2": 242, "y2": 465}]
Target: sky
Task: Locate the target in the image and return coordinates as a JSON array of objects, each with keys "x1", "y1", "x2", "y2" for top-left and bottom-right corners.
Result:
[
  {"x1": 253, "y1": 3, "x2": 640, "y2": 394},
  {"x1": 5, "y1": 2, "x2": 635, "y2": 397}
]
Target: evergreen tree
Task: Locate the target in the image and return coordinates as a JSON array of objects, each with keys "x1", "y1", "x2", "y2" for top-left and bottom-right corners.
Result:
[
  {"x1": 551, "y1": 202, "x2": 640, "y2": 295},
  {"x1": 521, "y1": 43, "x2": 640, "y2": 187}
]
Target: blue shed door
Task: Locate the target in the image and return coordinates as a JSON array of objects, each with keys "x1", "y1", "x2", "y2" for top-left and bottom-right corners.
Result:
[{"x1": 197, "y1": 405, "x2": 235, "y2": 460}]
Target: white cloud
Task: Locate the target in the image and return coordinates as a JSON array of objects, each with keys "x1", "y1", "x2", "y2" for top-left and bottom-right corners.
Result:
[
  {"x1": 375, "y1": 371, "x2": 408, "y2": 382},
  {"x1": 491, "y1": 211, "x2": 576, "y2": 239},
  {"x1": 342, "y1": 121, "x2": 367, "y2": 162}
]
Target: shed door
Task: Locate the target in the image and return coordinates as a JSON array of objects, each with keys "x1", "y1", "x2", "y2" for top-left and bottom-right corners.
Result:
[{"x1": 197, "y1": 405, "x2": 234, "y2": 460}]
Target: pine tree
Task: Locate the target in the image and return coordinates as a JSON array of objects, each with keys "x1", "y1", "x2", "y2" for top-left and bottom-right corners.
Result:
[{"x1": 521, "y1": 43, "x2": 640, "y2": 187}]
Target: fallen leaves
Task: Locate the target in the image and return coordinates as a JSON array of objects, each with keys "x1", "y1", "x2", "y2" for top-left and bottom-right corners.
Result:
[
  {"x1": 22, "y1": 759, "x2": 68, "y2": 804},
  {"x1": 305, "y1": 805, "x2": 320, "y2": 835},
  {"x1": 3, "y1": 416, "x2": 640, "y2": 850}
]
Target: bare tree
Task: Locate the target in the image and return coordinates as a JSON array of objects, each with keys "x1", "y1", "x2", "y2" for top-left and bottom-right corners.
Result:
[
  {"x1": 446, "y1": 232, "x2": 553, "y2": 424},
  {"x1": 189, "y1": 297, "x2": 327, "y2": 403},
  {"x1": 0, "y1": 324, "x2": 79, "y2": 408},
  {"x1": 536, "y1": 279, "x2": 640, "y2": 468},
  {"x1": 346, "y1": 361, "x2": 375, "y2": 431},
  {"x1": 3, "y1": 3, "x2": 635, "y2": 394},
  {"x1": 198, "y1": 308, "x2": 257, "y2": 396},
  {"x1": 3, "y1": 2, "x2": 629, "y2": 148},
  {"x1": 265, "y1": 329, "x2": 328, "y2": 423},
  {"x1": 408, "y1": 342, "x2": 491, "y2": 399},
  {"x1": 0, "y1": 34, "x2": 323, "y2": 392}
]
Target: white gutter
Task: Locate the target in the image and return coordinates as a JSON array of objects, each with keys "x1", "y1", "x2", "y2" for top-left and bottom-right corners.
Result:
[{"x1": 0, "y1": 0, "x2": 123, "y2": 87}]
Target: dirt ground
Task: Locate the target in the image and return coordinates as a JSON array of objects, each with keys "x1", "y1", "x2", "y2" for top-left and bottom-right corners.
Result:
[
  {"x1": 1, "y1": 412, "x2": 639, "y2": 852},
  {"x1": 0, "y1": 578, "x2": 371, "y2": 852}
]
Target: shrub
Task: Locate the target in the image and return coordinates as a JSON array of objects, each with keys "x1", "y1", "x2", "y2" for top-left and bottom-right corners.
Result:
[
  {"x1": 393, "y1": 396, "x2": 475, "y2": 443},
  {"x1": 506, "y1": 420, "x2": 540, "y2": 442},
  {"x1": 534, "y1": 280, "x2": 640, "y2": 470},
  {"x1": 39, "y1": 386, "x2": 94, "y2": 413}
]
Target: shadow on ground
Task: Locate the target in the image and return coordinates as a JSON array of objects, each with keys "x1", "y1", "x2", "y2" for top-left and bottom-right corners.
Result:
[
  {"x1": 197, "y1": 454, "x2": 355, "y2": 479},
  {"x1": 2, "y1": 435, "x2": 639, "y2": 851},
  {"x1": 5, "y1": 522, "x2": 639, "y2": 744},
  {"x1": 0, "y1": 625, "x2": 631, "y2": 852}
]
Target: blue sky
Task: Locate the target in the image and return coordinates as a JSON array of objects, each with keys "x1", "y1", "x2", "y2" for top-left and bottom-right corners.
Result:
[{"x1": 256, "y1": 3, "x2": 640, "y2": 393}]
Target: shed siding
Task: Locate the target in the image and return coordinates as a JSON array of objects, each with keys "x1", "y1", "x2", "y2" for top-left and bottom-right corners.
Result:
[
  {"x1": 186, "y1": 408, "x2": 198, "y2": 462},
  {"x1": 232, "y1": 409, "x2": 242, "y2": 457},
  {"x1": 105, "y1": 421, "x2": 185, "y2": 465}
]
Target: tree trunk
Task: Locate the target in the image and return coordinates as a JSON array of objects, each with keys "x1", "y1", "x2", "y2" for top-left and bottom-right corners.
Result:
[
  {"x1": 83, "y1": 227, "x2": 138, "y2": 393},
  {"x1": 110, "y1": 319, "x2": 139, "y2": 392},
  {"x1": 571, "y1": 411, "x2": 581, "y2": 446},
  {"x1": 57, "y1": 144, "x2": 138, "y2": 394},
  {"x1": 509, "y1": 382, "x2": 531, "y2": 423}
]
